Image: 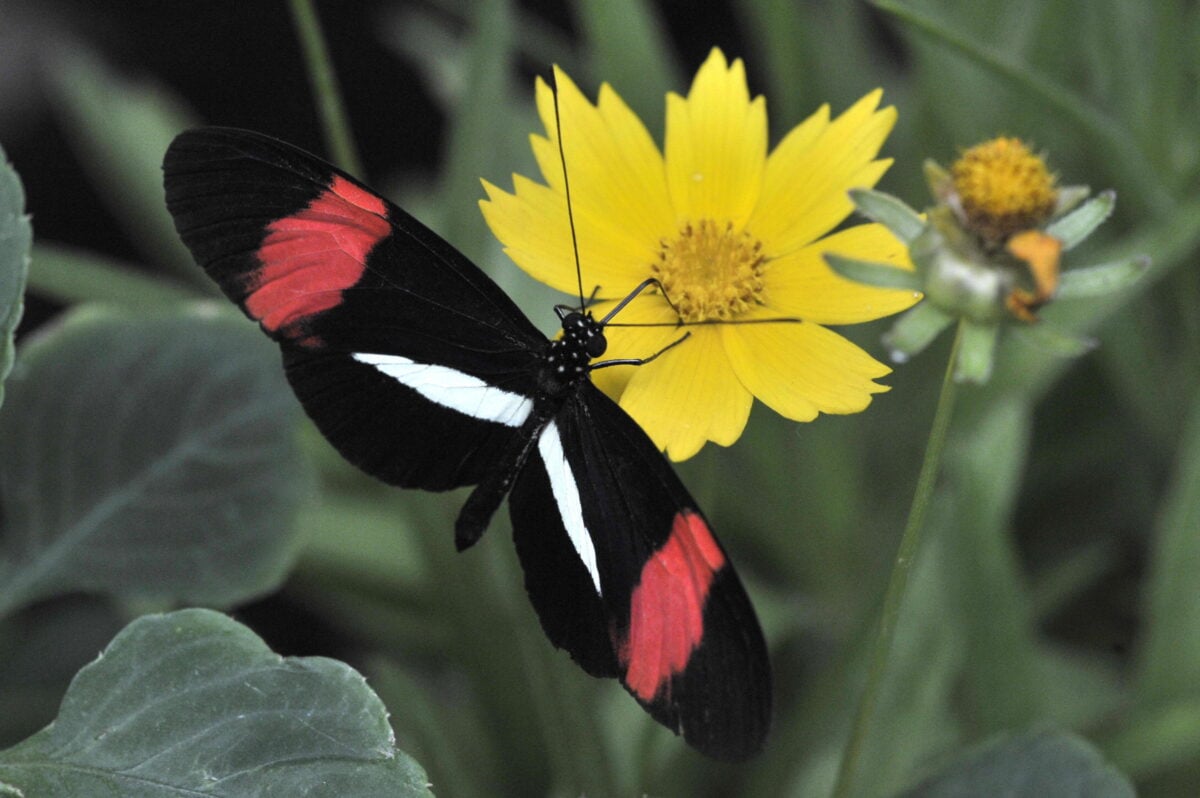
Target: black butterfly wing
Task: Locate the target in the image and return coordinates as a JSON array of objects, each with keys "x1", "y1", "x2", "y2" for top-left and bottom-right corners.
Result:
[
  {"x1": 164, "y1": 127, "x2": 546, "y2": 490},
  {"x1": 508, "y1": 382, "x2": 772, "y2": 761}
]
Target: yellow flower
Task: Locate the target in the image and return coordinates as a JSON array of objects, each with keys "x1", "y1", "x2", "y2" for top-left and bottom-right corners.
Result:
[{"x1": 481, "y1": 48, "x2": 920, "y2": 460}]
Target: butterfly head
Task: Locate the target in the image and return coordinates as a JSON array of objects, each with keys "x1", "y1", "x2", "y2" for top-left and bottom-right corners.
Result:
[
  {"x1": 541, "y1": 311, "x2": 607, "y2": 394},
  {"x1": 564, "y1": 311, "x2": 608, "y2": 358}
]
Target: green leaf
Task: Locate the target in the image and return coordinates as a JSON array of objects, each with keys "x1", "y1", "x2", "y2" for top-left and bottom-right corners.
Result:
[
  {"x1": 288, "y1": 0, "x2": 364, "y2": 178},
  {"x1": 734, "y1": 0, "x2": 811, "y2": 125},
  {"x1": 825, "y1": 253, "x2": 924, "y2": 291},
  {"x1": 1056, "y1": 256, "x2": 1150, "y2": 299},
  {"x1": 29, "y1": 243, "x2": 199, "y2": 308},
  {"x1": 852, "y1": 535, "x2": 966, "y2": 796},
  {"x1": 899, "y1": 730, "x2": 1134, "y2": 797},
  {"x1": 848, "y1": 188, "x2": 926, "y2": 244},
  {"x1": 0, "y1": 144, "x2": 31, "y2": 411},
  {"x1": 576, "y1": 0, "x2": 680, "y2": 132},
  {"x1": 436, "y1": 0, "x2": 516, "y2": 259},
  {"x1": 0, "y1": 307, "x2": 309, "y2": 617},
  {"x1": 49, "y1": 48, "x2": 200, "y2": 283},
  {"x1": 871, "y1": 0, "x2": 1173, "y2": 217},
  {"x1": 940, "y1": 396, "x2": 1120, "y2": 733},
  {"x1": 1046, "y1": 191, "x2": 1116, "y2": 250},
  {"x1": 1101, "y1": 697, "x2": 1200, "y2": 779},
  {"x1": 0, "y1": 609, "x2": 431, "y2": 797},
  {"x1": 1136, "y1": 389, "x2": 1200, "y2": 704}
]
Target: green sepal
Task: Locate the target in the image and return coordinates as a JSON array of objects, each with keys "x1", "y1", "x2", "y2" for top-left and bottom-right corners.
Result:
[
  {"x1": 1046, "y1": 190, "x2": 1115, "y2": 250},
  {"x1": 954, "y1": 321, "x2": 999, "y2": 384},
  {"x1": 848, "y1": 188, "x2": 926, "y2": 245},
  {"x1": 1013, "y1": 322, "x2": 1098, "y2": 358},
  {"x1": 825, "y1": 252, "x2": 924, "y2": 291},
  {"x1": 882, "y1": 302, "x2": 954, "y2": 362},
  {"x1": 1056, "y1": 254, "x2": 1149, "y2": 299}
]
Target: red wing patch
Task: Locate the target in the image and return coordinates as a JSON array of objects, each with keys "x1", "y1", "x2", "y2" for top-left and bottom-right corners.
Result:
[
  {"x1": 620, "y1": 510, "x2": 726, "y2": 701},
  {"x1": 246, "y1": 175, "x2": 391, "y2": 340}
]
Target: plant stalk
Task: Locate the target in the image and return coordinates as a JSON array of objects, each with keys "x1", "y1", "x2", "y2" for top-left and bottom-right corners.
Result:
[{"x1": 832, "y1": 320, "x2": 965, "y2": 798}]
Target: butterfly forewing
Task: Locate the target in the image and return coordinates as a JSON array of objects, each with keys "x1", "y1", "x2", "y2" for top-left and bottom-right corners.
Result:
[
  {"x1": 164, "y1": 128, "x2": 544, "y2": 490},
  {"x1": 165, "y1": 128, "x2": 543, "y2": 367},
  {"x1": 163, "y1": 126, "x2": 771, "y2": 760}
]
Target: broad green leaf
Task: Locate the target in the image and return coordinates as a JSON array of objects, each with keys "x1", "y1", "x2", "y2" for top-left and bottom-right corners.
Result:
[
  {"x1": 0, "y1": 609, "x2": 431, "y2": 797},
  {"x1": 0, "y1": 306, "x2": 308, "y2": 617},
  {"x1": 0, "y1": 143, "x2": 31, "y2": 410},
  {"x1": 899, "y1": 730, "x2": 1134, "y2": 797},
  {"x1": 50, "y1": 48, "x2": 200, "y2": 283}
]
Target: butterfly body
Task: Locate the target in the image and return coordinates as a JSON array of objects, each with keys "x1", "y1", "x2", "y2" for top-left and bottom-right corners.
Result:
[{"x1": 164, "y1": 127, "x2": 770, "y2": 760}]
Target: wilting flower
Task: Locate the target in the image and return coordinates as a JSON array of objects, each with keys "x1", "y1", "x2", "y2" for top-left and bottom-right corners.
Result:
[
  {"x1": 828, "y1": 136, "x2": 1147, "y2": 383},
  {"x1": 481, "y1": 48, "x2": 919, "y2": 460}
]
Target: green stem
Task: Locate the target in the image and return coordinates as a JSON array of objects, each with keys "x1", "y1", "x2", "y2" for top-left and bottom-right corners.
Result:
[
  {"x1": 287, "y1": 0, "x2": 365, "y2": 178},
  {"x1": 831, "y1": 320, "x2": 965, "y2": 798}
]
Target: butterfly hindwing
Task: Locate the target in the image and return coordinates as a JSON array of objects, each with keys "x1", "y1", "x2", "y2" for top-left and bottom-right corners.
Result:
[
  {"x1": 508, "y1": 383, "x2": 771, "y2": 761},
  {"x1": 164, "y1": 127, "x2": 545, "y2": 490}
]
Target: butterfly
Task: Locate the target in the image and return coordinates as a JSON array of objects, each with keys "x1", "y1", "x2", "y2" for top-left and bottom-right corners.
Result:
[{"x1": 163, "y1": 126, "x2": 770, "y2": 760}]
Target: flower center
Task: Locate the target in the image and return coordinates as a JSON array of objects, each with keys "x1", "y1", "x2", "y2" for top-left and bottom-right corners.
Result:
[
  {"x1": 652, "y1": 219, "x2": 766, "y2": 323},
  {"x1": 951, "y1": 137, "x2": 1058, "y2": 243}
]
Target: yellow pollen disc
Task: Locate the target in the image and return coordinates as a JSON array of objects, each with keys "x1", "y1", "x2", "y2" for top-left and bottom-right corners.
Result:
[
  {"x1": 951, "y1": 137, "x2": 1058, "y2": 242},
  {"x1": 652, "y1": 219, "x2": 766, "y2": 323}
]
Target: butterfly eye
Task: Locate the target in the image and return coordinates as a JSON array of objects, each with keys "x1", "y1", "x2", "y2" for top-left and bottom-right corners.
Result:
[{"x1": 586, "y1": 331, "x2": 607, "y2": 358}]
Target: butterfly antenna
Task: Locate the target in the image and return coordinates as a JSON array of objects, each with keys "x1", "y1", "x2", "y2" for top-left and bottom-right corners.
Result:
[{"x1": 548, "y1": 68, "x2": 588, "y2": 311}]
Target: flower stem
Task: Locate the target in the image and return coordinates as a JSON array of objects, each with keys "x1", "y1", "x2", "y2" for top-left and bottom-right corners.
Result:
[
  {"x1": 831, "y1": 320, "x2": 965, "y2": 798},
  {"x1": 287, "y1": 0, "x2": 365, "y2": 178}
]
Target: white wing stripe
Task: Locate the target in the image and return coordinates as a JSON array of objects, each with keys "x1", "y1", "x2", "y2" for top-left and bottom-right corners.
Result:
[
  {"x1": 538, "y1": 421, "x2": 602, "y2": 596},
  {"x1": 352, "y1": 353, "x2": 533, "y2": 427}
]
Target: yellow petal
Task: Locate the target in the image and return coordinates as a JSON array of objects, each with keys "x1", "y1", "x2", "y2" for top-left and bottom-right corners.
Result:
[
  {"x1": 722, "y1": 308, "x2": 892, "y2": 421},
  {"x1": 664, "y1": 48, "x2": 767, "y2": 228},
  {"x1": 764, "y1": 223, "x2": 921, "y2": 324},
  {"x1": 484, "y1": 71, "x2": 675, "y2": 300},
  {"x1": 619, "y1": 325, "x2": 752, "y2": 461},
  {"x1": 752, "y1": 90, "x2": 897, "y2": 254},
  {"x1": 480, "y1": 176, "x2": 577, "y2": 295}
]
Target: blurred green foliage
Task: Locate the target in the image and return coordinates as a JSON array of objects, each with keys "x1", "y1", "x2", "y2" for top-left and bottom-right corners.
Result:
[{"x1": 1, "y1": 0, "x2": 1198, "y2": 795}]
